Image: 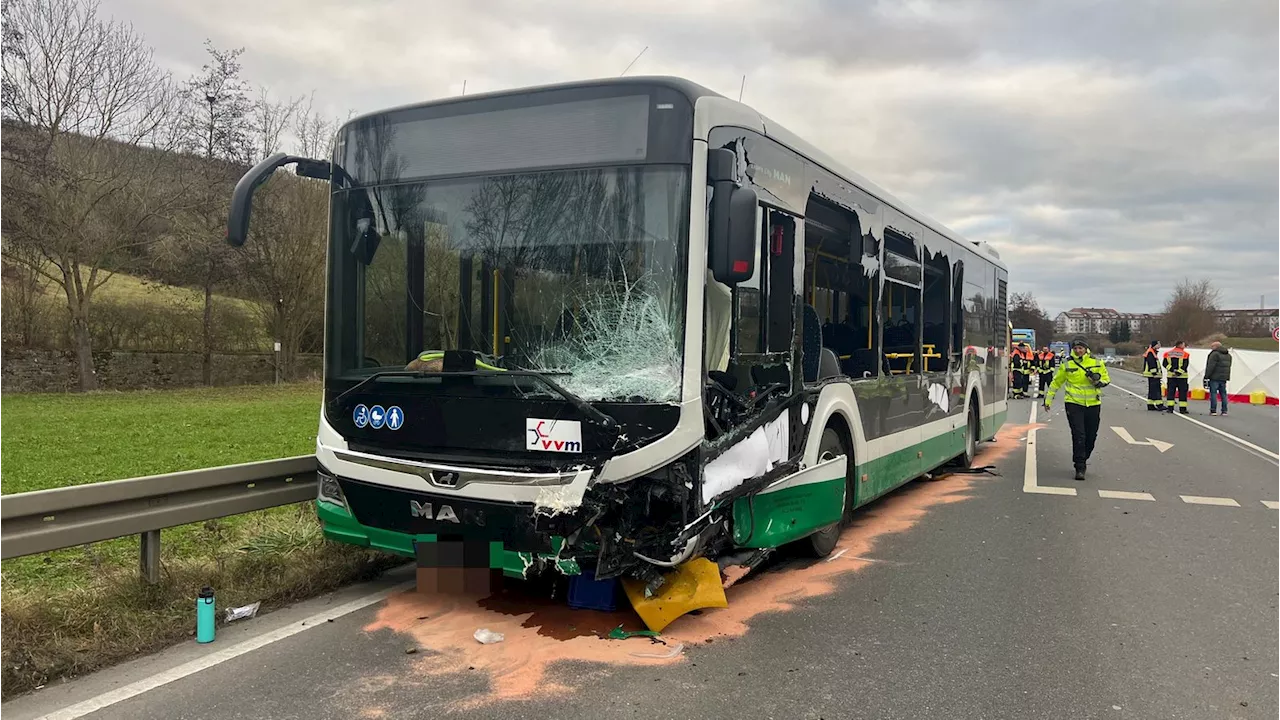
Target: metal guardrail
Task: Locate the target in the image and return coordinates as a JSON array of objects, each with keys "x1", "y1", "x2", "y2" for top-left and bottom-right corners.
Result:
[{"x1": 0, "y1": 456, "x2": 319, "y2": 582}]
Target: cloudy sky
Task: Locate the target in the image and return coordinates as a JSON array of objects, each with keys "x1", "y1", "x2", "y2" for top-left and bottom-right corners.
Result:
[{"x1": 101, "y1": 0, "x2": 1278, "y2": 315}]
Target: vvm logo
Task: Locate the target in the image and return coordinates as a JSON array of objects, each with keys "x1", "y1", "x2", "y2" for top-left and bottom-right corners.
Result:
[{"x1": 525, "y1": 419, "x2": 583, "y2": 453}]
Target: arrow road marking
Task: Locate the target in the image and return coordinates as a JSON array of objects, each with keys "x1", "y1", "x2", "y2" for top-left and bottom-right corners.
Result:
[
  {"x1": 1107, "y1": 376, "x2": 1278, "y2": 462},
  {"x1": 1111, "y1": 426, "x2": 1174, "y2": 453}
]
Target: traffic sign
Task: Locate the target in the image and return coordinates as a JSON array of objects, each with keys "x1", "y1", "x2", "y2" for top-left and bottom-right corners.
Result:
[{"x1": 1272, "y1": 327, "x2": 1278, "y2": 342}]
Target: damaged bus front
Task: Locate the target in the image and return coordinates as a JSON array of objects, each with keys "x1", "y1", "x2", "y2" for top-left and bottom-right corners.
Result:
[{"x1": 227, "y1": 77, "x2": 1008, "y2": 631}]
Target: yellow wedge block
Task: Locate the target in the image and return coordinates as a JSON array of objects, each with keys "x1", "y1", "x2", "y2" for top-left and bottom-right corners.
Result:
[{"x1": 622, "y1": 557, "x2": 728, "y2": 632}]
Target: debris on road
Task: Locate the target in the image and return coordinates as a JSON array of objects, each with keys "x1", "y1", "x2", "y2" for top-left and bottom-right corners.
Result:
[
  {"x1": 608, "y1": 625, "x2": 660, "y2": 640},
  {"x1": 473, "y1": 628, "x2": 505, "y2": 644},
  {"x1": 224, "y1": 602, "x2": 260, "y2": 622},
  {"x1": 629, "y1": 643, "x2": 684, "y2": 659}
]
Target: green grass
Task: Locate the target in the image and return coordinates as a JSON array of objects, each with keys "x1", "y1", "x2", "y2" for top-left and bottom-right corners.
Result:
[
  {"x1": 1223, "y1": 337, "x2": 1277, "y2": 352},
  {"x1": 0, "y1": 383, "x2": 405, "y2": 699},
  {"x1": 1, "y1": 384, "x2": 321, "y2": 494}
]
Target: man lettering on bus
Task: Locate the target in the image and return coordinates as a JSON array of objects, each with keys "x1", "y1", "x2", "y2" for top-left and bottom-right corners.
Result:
[{"x1": 1044, "y1": 337, "x2": 1110, "y2": 481}]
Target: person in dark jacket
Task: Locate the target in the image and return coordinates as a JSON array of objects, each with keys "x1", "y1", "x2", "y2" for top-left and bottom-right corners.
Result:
[
  {"x1": 1141, "y1": 340, "x2": 1162, "y2": 411},
  {"x1": 1203, "y1": 341, "x2": 1233, "y2": 416}
]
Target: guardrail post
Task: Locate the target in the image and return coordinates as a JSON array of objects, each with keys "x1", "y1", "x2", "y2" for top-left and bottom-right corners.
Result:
[{"x1": 140, "y1": 530, "x2": 161, "y2": 584}]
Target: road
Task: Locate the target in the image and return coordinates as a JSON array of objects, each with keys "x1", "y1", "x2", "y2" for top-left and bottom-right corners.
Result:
[{"x1": 7, "y1": 382, "x2": 1277, "y2": 720}]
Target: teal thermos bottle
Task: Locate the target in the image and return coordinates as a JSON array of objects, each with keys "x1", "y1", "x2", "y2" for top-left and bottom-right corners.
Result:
[{"x1": 196, "y1": 586, "x2": 216, "y2": 643}]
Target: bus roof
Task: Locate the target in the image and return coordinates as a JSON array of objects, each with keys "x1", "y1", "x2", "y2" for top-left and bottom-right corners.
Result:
[{"x1": 342, "y1": 75, "x2": 1004, "y2": 269}]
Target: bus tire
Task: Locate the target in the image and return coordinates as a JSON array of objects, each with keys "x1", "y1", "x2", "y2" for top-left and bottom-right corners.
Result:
[
  {"x1": 961, "y1": 402, "x2": 979, "y2": 468},
  {"x1": 946, "y1": 398, "x2": 981, "y2": 469},
  {"x1": 803, "y1": 427, "x2": 846, "y2": 558}
]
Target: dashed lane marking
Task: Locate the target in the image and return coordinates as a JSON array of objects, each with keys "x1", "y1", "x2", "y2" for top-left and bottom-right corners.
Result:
[
  {"x1": 1098, "y1": 490, "x2": 1155, "y2": 501},
  {"x1": 1262, "y1": 501, "x2": 1279, "y2": 510},
  {"x1": 1180, "y1": 495, "x2": 1241, "y2": 507}
]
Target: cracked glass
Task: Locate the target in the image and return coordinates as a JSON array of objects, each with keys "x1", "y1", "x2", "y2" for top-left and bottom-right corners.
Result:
[{"x1": 328, "y1": 166, "x2": 690, "y2": 404}]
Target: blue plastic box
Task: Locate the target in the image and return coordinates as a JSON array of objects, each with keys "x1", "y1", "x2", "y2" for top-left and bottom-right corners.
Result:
[{"x1": 567, "y1": 570, "x2": 618, "y2": 612}]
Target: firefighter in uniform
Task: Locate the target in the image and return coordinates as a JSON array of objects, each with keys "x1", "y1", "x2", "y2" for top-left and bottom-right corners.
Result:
[
  {"x1": 1011, "y1": 343, "x2": 1032, "y2": 399},
  {"x1": 1141, "y1": 340, "x2": 1163, "y2": 411},
  {"x1": 1163, "y1": 340, "x2": 1191, "y2": 414},
  {"x1": 1036, "y1": 346, "x2": 1056, "y2": 399},
  {"x1": 1044, "y1": 337, "x2": 1110, "y2": 480},
  {"x1": 1008, "y1": 345, "x2": 1022, "y2": 398}
]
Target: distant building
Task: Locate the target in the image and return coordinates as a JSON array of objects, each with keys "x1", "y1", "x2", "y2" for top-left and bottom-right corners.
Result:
[
  {"x1": 1214, "y1": 308, "x2": 1278, "y2": 334},
  {"x1": 1054, "y1": 308, "x2": 1159, "y2": 337}
]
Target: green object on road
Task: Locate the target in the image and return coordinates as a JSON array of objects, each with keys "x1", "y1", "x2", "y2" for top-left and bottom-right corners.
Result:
[{"x1": 608, "y1": 625, "x2": 661, "y2": 640}]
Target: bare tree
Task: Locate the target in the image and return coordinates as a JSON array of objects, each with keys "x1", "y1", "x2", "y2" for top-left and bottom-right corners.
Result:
[
  {"x1": 1, "y1": 0, "x2": 182, "y2": 389},
  {"x1": 1160, "y1": 278, "x2": 1220, "y2": 342},
  {"x1": 0, "y1": 237, "x2": 52, "y2": 346},
  {"x1": 1008, "y1": 292, "x2": 1054, "y2": 346},
  {"x1": 229, "y1": 98, "x2": 333, "y2": 378},
  {"x1": 159, "y1": 41, "x2": 258, "y2": 384},
  {"x1": 291, "y1": 92, "x2": 335, "y2": 160},
  {"x1": 249, "y1": 87, "x2": 298, "y2": 160}
]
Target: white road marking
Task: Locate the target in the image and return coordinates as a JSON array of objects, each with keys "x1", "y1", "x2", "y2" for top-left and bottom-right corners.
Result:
[
  {"x1": 1179, "y1": 495, "x2": 1241, "y2": 507},
  {"x1": 1110, "y1": 426, "x2": 1173, "y2": 453},
  {"x1": 1098, "y1": 490, "x2": 1156, "y2": 501},
  {"x1": 36, "y1": 581, "x2": 414, "y2": 720},
  {"x1": 1262, "y1": 501, "x2": 1279, "y2": 510},
  {"x1": 1024, "y1": 402, "x2": 1077, "y2": 496},
  {"x1": 1108, "y1": 375, "x2": 1278, "y2": 463}
]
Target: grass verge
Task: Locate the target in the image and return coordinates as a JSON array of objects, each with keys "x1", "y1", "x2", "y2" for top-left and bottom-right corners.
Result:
[
  {"x1": 1, "y1": 383, "x2": 324, "y2": 494},
  {"x1": 1222, "y1": 337, "x2": 1277, "y2": 352},
  {"x1": 0, "y1": 383, "x2": 405, "y2": 699}
]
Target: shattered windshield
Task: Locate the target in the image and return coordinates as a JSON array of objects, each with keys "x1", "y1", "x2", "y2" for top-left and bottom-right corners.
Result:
[{"x1": 328, "y1": 166, "x2": 690, "y2": 404}]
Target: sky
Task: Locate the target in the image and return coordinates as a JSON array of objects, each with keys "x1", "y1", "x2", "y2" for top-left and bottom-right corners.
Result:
[{"x1": 99, "y1": 0, "x2": 1279, "y2": 315}]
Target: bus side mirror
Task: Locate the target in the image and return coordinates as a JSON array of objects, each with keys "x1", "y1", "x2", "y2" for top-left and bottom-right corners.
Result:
[
  {"x1": 227, "y1": 152, "x2": 330, "y2": 247},
  {"x1": 709, "y1": 178, "x2": 758, "y2": 285}
]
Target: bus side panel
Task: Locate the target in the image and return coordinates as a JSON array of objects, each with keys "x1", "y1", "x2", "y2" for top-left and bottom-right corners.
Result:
[{"x1": 731, "y1": 457, "x2": 846, "y2": 549}]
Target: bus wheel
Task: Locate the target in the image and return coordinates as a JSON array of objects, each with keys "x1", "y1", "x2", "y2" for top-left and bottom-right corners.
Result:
[
  {"x1": 804, "y1": 427, "x2": 847, "y2": 558},
  {"x1": 948, "y1": 401, "x2": 980, "y2": 469},
  {"x1": 963, "y1": 404, "x2": 979, "y2": 468}
]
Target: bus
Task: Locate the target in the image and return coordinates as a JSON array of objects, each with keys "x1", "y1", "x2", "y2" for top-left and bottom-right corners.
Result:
[{"x1": 227, "y1": 77, "x2": 1009, "y2": 627}]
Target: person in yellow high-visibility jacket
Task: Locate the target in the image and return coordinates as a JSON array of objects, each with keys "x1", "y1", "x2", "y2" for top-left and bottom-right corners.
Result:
[{"x1": 1044, "y1": 337, "x2": 1111, "y2": 481}]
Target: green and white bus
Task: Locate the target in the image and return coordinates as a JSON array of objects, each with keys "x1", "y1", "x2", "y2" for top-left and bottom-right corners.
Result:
[{"x1": 228, "y1": 76, "x2": 1008, "y2": 613}]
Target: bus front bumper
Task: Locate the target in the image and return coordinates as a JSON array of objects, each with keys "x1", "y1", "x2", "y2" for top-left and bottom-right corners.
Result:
[{"x1": 316, "y1": 500, "x2": 581, "y2": 579}]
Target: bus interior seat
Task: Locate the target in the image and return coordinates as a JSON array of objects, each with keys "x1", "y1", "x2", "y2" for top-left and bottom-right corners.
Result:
[
  {"x1": 819, "y1": 348, "x2": 841, "y2": 380},
  {"x1": 844, "y1": 348, "x2": 879, "y2": 378}
]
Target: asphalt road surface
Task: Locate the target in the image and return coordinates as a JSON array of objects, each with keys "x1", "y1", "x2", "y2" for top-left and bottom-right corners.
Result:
[{"x1": 8, "y1": 381, "x2": 1277, "y2": 720}]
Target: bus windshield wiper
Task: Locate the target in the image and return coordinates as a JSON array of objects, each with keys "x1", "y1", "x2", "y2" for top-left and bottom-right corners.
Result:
[
  {"x1": 329, "y1": 370, "x2": 426, "y2": 413},
  {"x1": 498, "y1": 369, "x2": 618, "y2": 430}
]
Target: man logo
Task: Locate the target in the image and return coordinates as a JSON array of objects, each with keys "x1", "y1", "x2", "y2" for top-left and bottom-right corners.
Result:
[{"x1": 409, "y1": 500, "x2": 459, "y2": 523}]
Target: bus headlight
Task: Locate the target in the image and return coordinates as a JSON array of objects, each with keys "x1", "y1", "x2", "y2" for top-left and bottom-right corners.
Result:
[{"x1": 317, "y1": 469, "x2": 347, "y2": 509}]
